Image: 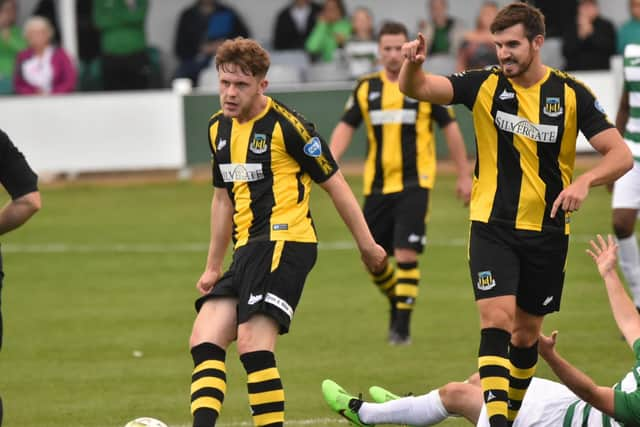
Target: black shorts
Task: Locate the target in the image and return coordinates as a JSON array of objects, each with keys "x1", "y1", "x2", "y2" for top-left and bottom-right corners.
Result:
[
  {"x1": 468, "y1": 221, "x2": 569, "y2": 315},
  {"x1": 363, "y1": 187, "x2": 430, "y2": 254},
  {"x1": 195, "y1": 241, "x2": 317, "y2": 334}
]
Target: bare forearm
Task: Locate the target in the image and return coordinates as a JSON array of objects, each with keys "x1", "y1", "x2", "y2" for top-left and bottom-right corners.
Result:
[
  {"x1": 205, "y1": 192, "x2": 233, "y2": 272},
  {"x1": 321, "y1": 172, "x2": 375, "y2": 252},
  {"x1": 0, "y1": 192, "x2": 41, "y2": 235},
  {"x1": 399, "y1": 61, "x2": 428, "y2": 99},
  {"x1": 329, "y1": 122, "x2": 355, "y2": 163},
  {"x1": 544, "y1": 350, "x2": 615, "y2": 415},
  {"x1": 603, "y1": 269, "x2": 640, "y2": 347},
  {"x1": 444, "y1": 126, "x2": 471, "y2": 178},
  {"x1": 544, "y1": 352, "x2": 598, "y2": 402},
  {"x1": 582, "y1": 137, "x2": 632, "y2": 187}
]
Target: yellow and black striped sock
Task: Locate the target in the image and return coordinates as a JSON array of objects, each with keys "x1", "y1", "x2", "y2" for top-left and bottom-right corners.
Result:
[
  {"x1": 240, "y1": 350, "x2": 285, "y2": 427},
  {"x1": 478, "y1": 328, "x2": 511, "y2": 427},
  {"x1": 190, "y1": 342, "x2": 227, "y2": 427},
  {"x1": 507, "y1": 341, "x2": 538, "y2": 426},
  {"x1": 395, "y1": 261, "x2": 419, "y2": 309},
  {"x1": 393, "y1": 262, "x2": 419, "y2": 335},
  {"x1": 370, "y1": 261, "x2": 396, "y2": 298}
]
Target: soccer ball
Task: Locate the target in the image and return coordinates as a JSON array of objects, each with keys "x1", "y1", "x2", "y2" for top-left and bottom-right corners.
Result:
[{"x1": 124, "y1": 417, "x2": 168, "y2": 427}]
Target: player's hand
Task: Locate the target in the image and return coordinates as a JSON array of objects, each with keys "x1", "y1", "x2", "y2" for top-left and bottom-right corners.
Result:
[
  {"x1": 586, "y1": 234, "x2": 618, "y2": 278},
  {"x1": 550, "y1": 176, "x2": 591, "y2": 218},
  {"x1": 196, "y1": 269, "x2": 221, "y2": 295},
  {"x1": 456, "y1": 175, "x2": 472, "y2": 206},
  {"x1": 361, "y1": 243, "x2": 388, "y2": 274},
  {"x1": 538, "y1": 330, "x2": 559, "y2": 359},
  {"x1": 402, "y1": 33, "x2": 427, "y2": 65}
]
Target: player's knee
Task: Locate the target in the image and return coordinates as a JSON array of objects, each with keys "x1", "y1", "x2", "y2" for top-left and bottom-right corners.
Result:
[
  {"x1": 439, "y1": 382, "x2": 473, "y2": 409},
  {"x1": 613, "y1": 220, "x2": 635, "y2": 239}
]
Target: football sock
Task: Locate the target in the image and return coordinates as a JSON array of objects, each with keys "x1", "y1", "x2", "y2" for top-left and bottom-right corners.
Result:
[
  {"x1": 190, "y1": 343, "x2": 227, "y2": 427},
  {"x1": 478, "y1": 328, "x2": 510, "y2": 427},
  {"x1": 617, "y1": 235, "x2": 640, "y2": 307},
  {"x1": 507, "y1": 341, "x2": 537, "y2": 426},
  {"x1": 370, "y1": 261, "x2": 396, "y2": 298},
  {"x1": 240, "y1": 350, "x2": 285, "y2": 427},
  {"x1": 359, "y1": 390, "x2": 448, "y2": 425},
  {"x1": 393, "y1": 262, "x2": 419, "y2": 336}
]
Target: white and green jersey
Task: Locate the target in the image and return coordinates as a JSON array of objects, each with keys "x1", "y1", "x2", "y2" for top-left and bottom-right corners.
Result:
[
  {"x1": 478, "y1": 340, "x2": 640, "y2": 426},
  {"x1": 562, "y1": 339, "x2": 640, "y2": 426},
  {"x1": 623, "y1": 44, "x2": 640, "y2": 161}
]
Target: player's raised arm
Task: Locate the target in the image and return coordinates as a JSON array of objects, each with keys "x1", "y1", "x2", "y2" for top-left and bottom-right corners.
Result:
[
  {"x1": 587, "y1": 234, "x2": 640, "y2": 348},
  {"x1": 398, "y1": 33, "x2": 454, "y2": 105}
]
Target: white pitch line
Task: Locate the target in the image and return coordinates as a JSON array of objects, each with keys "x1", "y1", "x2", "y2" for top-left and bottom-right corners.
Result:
[{"x1": 1, "y1": 234, "x2": 602, "y2": 254}]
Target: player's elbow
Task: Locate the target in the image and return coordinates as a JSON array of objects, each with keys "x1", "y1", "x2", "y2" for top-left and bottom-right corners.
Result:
[{"x1": 23, "y1": 191, "x2": 42, "y2": 215}]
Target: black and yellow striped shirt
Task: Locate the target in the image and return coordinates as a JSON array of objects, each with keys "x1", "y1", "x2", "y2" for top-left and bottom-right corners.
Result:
[
  {"x1": 342, "y1": 70, "x2": 455, "y2": 195},
  {"x1": 448, "y1": 66, "x2": 614, "y2": 233},
  {"x1": 209, "y1": 97, "x2": 338, "y2": 248}
]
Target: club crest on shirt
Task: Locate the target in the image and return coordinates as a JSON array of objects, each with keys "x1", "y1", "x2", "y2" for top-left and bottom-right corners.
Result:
[
  {"x1": 543, "y1": 97, "x2": 563, "y2": 118},
  {"x1": 250, "y1": 133, "x2": 268, "y2": 154}
]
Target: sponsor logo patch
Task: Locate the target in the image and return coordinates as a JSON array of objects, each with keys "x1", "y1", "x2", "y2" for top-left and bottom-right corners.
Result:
[
  {"x1": 498, "y1": 89, "x2": 515, "y2": 100},
  {"x1": 218, "y1": 163, "x2": 264, "y2": 182},
  {"x1": 495, "y1": 110, "x2": 558, "y2": 143},
  {"x1": 217, "y1": 138, "x2": 227, "y2": 151},
  {"x1": 304, "y1": 136, "x2": 323, "y2": 157},
  {"x1": 248, "y1": 293, "x2": 263, "y2": 305}
]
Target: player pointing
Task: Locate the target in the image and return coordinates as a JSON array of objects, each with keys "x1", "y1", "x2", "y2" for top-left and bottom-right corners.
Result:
[{"x1": 399, "y1": 3, "x2": 631, "y2": 426}]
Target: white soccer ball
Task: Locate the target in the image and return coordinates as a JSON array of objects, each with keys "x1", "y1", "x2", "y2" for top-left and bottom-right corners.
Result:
[{"x1": 124, "y1": 417, "x2": 168, "y2": 427}]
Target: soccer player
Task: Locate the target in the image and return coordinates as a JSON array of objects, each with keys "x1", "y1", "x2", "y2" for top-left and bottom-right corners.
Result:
[
  {"x1": 611, "y1": 43, "x2": 640, "y2": 314},
  {"x1": 329, "y1": 21, "x2": 472, "y2": 345},
  {"x1": 187, "y1": 37, "x2": 387, "y2": 427},
  {"x1": 322, "y1": 235, "x2": 640, "y2": 427},
  {"x1": 399, "y1": 3, "x2": 632, "y2": 426},
  {"x1": 0, "y1": 128, "x2": 41, "y2": 427}
]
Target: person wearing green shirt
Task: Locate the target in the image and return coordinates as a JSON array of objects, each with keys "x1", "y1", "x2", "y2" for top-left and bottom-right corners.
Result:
[
  {"x1": 305, "y1": 0, "x2": 351, "y2": 62},
  {"x1": 93, "y1": 0, "x2": 150, "y2": 91},
  {"x1": 0, "y1": 0, "x2": 26, "y2": 94}
]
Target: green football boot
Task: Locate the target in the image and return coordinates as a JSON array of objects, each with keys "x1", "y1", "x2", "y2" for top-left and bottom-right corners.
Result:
[
  {"x1": 369, "y1": 386, "x2": 414, "y2": 427},
  {"x1": 321, "y1": 379, "x2": 373, "y2": 426},
  {"x1": 368, "y1": 385, "x2": 402, "y2": 403}
]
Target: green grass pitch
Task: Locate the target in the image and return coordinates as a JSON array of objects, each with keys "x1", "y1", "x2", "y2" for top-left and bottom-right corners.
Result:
[{"x1": 0, "y1": 168, "x2": 633, "y2": 426}]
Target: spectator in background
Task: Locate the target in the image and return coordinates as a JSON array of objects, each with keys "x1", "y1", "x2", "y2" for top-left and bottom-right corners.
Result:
[
  {"x1": 562, "y1": 0, "x2": 616, "y2": 71},
  {"x1": 272, "y1": 0, "x2": 322, "y2": 51},
  {"x1": 94, "y1": 0, "x2": 150, "y2": 91},
  {"x1": 344, "y1": 7, "x2": 378, "y2": 77},
  {"x1": 32, "y1": 0, "x2": 60, "y2": 44},
  {"x1": 14, "y1": 16, "x2": 76, "y2": 95},
  {"x1": 75, "y1": 0, "x2": 102, "y2": 91},
  {"x1": 455, "y1": 1, "x2": 498, "y2": 72},
  {"x1": 525, "y1": 0, "x2": 577, "y2": 39},
  {"x1": 0, "y1": 0, "x2": 25, "y2": 94},
  {"x1": 174, "y1": 0, "x2": 249, "y2": 86},
  {"x1": 418, "y1": 0, "x2": 465, "y2": 56},
  {"x1": 305, "y1": 0, "x2": 351, "y2": 62},
  {"x1": 617, "y1": 0, "x2": 640, "y2": 54}
]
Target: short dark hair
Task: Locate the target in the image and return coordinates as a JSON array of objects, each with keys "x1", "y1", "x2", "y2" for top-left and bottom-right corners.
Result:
[
  {"x1": 377, "y1": 21, "x2": 408, "y2": 41},
  {"x1": 490, "y1": 2, "x2": 545, "y2": 40},
  {"x1": 215, "y1": 37, "x2": 270, "y2": 77}
]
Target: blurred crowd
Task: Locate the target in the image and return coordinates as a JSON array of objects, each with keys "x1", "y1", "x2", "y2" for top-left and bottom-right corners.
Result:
[{"x1": 0, "y1": 0, "x2": 635, "y2": 95}]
